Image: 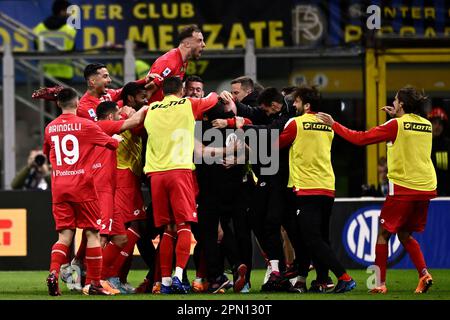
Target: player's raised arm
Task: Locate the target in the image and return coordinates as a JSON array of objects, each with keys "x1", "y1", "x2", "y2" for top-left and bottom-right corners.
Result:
[
  {"x1": 316, "y1": 112, "x2": 398, "y2": 146},
  {"x1": 189, "y1": 92, "x2": 219, "y2": 120}
]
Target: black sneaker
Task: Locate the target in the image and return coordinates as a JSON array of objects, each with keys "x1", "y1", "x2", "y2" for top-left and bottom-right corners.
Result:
[
  {"x1": 309, "y1": 280, "x2": 328, "y2": 293},
  {"x1": 47, "y1": 273, "x2": 61, "y2": 296},
  {"x1": 261, "y1": 272, "x2": 290, "y2": 292}
]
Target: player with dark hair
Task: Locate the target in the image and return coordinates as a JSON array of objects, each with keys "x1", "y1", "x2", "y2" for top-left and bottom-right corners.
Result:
[
  {"x1": 317, "y1": 86, "x2": 436, "y2": 294},
  {"x1": 98, "y1": 82, "x2": 150, "y2": 294},
  {"x1": 184, "y1": 75, "x2": 205, "y2": 98},
  {"x1": 77, "y1": 63, "x2": 160, "y2": 121},
  {"x1": 43, "y1": 88, "x2": 121, "y2": 296},
  {"x1": 278, "y1": 85, "x2": 356, "y2": 294},
  {"x1": 145, "y1": 25, "x2": 205, "y2": 103},
  {"x1": 143, "y1": 77, "x2": 218, "y2": 294}
]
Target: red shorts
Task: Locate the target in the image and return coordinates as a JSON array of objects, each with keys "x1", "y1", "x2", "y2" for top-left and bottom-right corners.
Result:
[
  {"x1": 150, "y1": 169, "x2": 197, "y2": 228},
  {"x1": 52, "y1": 200, "x2": 101, "y2": 231},
  {"x1": 380, "y1": 196, "x2": 430, "y2": 233},
  {"x1": 114, "y1": 169, "x2": 146, "y2": 224},
  {"x1": 97, "y1": 191, "x2": 114, "y2": 236}
]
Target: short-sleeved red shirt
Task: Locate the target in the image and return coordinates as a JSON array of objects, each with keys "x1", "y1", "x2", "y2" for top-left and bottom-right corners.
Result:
[
  {"x1": 43, "y1": 113, "x2": 119, "y2": 203},
  {"x1": 91, "y1": 120, "x2": 125, "y2": 192},
  {"x1": 147, "y1": 48, "x2": 188, "y2": 103}
]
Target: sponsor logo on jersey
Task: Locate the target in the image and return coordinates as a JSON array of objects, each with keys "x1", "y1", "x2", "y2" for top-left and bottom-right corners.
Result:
[
  {"x1": 403, "y1": 122, "x2": 432, "y2": 132},
  {"x1": 302, "y1": 122, "x2": 332, "y2": 131}
]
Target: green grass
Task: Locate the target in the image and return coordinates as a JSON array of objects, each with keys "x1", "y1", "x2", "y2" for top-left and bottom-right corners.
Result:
[{"x1": 0, "y1": 269, "x2": 449, "y2": 300}]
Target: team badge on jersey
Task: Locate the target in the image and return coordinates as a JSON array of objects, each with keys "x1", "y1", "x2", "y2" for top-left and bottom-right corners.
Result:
[
  {"x1": 162, "y1": 67, "x2": 171, "y2": 77},
  {"x1": 88, "y1": 108, "x2": 97, "y2": 118}
]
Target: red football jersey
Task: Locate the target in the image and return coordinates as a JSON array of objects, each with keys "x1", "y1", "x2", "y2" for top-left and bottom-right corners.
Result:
[
  {"x1": 148, "y1": 48, "x2": 188, "y2": 103},
  {"x1": 91, "y1": 120, "x2": 125, "y2": 192},
  {"x1": 77, "y1": 89, "x2": 123, "y2": 121},
  {"x1": 43, "y1": 113, "x2": 119, "y2": 203}
]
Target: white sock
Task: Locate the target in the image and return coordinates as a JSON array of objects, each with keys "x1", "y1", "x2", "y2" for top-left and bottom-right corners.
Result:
[
  {"x1": 269, "y1": 260, "x2": 279, "y2": 273},
  {"x1": 162, "y1": 277, "x2": 172, "y2": 286},
  {"x1": 174, "y1": 267, "x2": 183, "y2": 280}
]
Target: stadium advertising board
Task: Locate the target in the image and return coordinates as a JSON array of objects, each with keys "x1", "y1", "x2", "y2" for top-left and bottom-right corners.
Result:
[
  {"x1": 0, "y1": 0, "x2": 449, "y2": 52},
  {"x1": 0, "y1": 209, "x2": 27, "y2": 256},
  {"x1": 333, "y1": 199, "x2": 450, "y2": 269},
  {"x1": 1, "y1": 192, "x2": 449, "y2": 270}
]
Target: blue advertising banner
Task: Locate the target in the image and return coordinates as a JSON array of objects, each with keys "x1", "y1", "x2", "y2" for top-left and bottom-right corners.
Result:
[
  {"x1": 0, "y1": 0, "x2": 449, "y2": 52},
  {"x1": 334, "y1": 198, "x2": 450, "y2": 269}
]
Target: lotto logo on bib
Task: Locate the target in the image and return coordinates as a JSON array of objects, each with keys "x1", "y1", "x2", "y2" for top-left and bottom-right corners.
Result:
[{"x1": 342, "y1": 206, "x2": 403, "y2": 266}]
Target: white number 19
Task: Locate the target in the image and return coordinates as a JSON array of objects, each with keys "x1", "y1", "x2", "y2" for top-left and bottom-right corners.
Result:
[{"x1": 51, "y1": 134, "x2": 80, "y2": 166}]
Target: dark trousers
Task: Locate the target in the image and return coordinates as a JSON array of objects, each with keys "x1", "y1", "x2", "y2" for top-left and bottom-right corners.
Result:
[
  {"x1": 280, "y1": 190, "x2": 311, "y2": 277},
  {"x1": 295, "y1": 195, "x2": 346, "y2": 278},
  {"x1": 250, "y1": 179, "x2": 285, "y2": 266}
]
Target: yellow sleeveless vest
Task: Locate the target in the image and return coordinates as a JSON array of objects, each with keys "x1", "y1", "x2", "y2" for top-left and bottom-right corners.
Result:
[
  {"x1": 288, "y1": 113, "x2": 335, "y2": 191},
  {"x1": 387, "y1": 114, "x2": 436, "y2": 191},
  {"x1": 144, "y1": 95, "x2": 196, "y2": 173},
  {"x1": 117, "y1": 130, "x2": 143, "y2": 177}
]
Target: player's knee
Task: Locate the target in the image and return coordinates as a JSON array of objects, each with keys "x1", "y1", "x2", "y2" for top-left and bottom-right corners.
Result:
[
  {"x1": 177, "y1": 222, "x2": 191, "y2": 230},
  {"x1": 112, "y1": 234, "x2": 128, "y2": 247},
  {"x1": 397, "y1": 231, "x2": 411, "y2": 243}
]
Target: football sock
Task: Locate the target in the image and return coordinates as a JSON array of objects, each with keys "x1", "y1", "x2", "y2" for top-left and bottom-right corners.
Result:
[
  {"x1": 119, "y1": 253, "x2": 133, "y2": 283},
  {"x1": 101, "y1": 241, "x2": 121, "y2": 279},
  {"x1": 175, "y1": 224, "x2": 192, "y2": 270},
  {"x1": 269, "y1": 260, "x2": 280, "y2": 273},
  {"x1": 403, "y1": 238, "x2": 428, "y2": 277},
  {"x1": 174, "y1": 267, "x2": 184, "y2": 280},
  {"x1": 110, "y1": 228, "x2": 140, "y2": 277},
  {"x1": 85, "y1": 246, "x2": 103, "y2": 285},
  {"x1": 50, "y1": 243, "x2": 70, "y2": 277},
  {"x1": 196, "y1": 249, "x2": 207, "y2": 279},
  {"x1": 154, "y1": 248, "x2": 162, "y2": 282},
  {"x1": 375, "y1": 243, "x2": 388, "y2": 284},
  {"x1": 160, "y1": 231, "x2": 176, "y2": 277},
  {"x1": 338, "y1": 273, "x2": 352, "y2": 281}
]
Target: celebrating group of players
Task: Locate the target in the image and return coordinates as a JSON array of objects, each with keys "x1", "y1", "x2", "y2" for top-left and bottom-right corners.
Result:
[{"x1": 42, "y1": 24, "x2": 436, "y2": 296}]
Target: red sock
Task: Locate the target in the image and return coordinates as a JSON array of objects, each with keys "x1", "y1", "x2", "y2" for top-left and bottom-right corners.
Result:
[
  {"x1": 49, "y1": 243, "x2": 70, "y2": 277},
  {"x1": 338, "y1": 273, "x2": 352, "y2": 281},
  {"x1": 196, "y1": 249, "x2": 207, "y2": 279},
  {"x1": 85, "y1": 247, "x2": 102, "y2": 285},
  {"x1": 375, "y1": 243, "x2": 388, "y2": 284},
  {"x1": 175, "y1": 224, "x2": 192, "y2": 269},
  {"x1": 119, "y1": 254, "x2": 133, "y2": 283},
  {"x1": 101, "y1": 241, "x2": 122, "y2": 279},
  {"x1": 403, "y1": 238, "x2": 428, "y2": 277},
  {"x1": 160, "y1": 231, "x2": 176, "y2": 277},
  {"x1": 75, "y1": 232, "x2": 87, "y2": 261},
  {"x1": 154, "y1": 247, "x2": 161, "y2": 282},
  {"x1": 110, "y1": 228, "x2": 140, "y2": 277}
]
